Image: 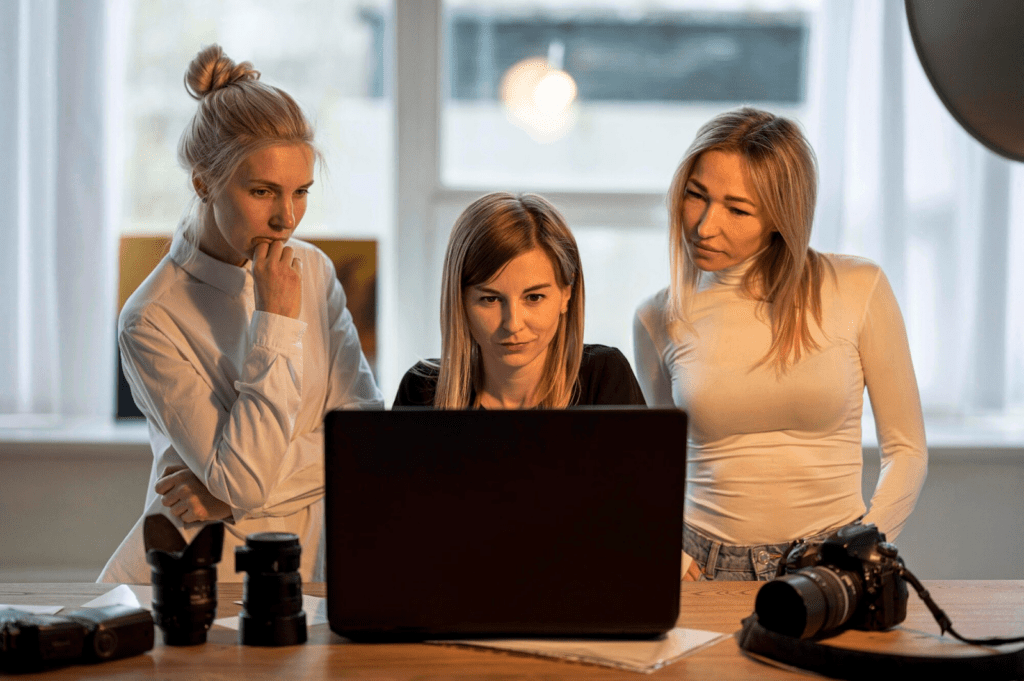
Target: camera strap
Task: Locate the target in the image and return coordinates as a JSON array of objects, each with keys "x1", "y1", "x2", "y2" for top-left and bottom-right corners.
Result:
[{"x1": 736, "y1": 614, "x2": 1024, "y2": 680}]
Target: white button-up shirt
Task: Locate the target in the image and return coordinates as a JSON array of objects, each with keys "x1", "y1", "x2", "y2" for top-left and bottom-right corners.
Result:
[{"x1": 100, "y1": 235, "x2": 382, "y2": 583}]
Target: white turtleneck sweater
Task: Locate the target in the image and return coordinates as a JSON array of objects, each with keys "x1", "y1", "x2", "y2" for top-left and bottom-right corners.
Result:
[{"x1": 633, "y1": 254, "x2": 927, "y2": 545}]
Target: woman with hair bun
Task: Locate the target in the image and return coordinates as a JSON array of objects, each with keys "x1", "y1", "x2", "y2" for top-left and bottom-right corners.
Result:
[
  {"x1": 100, "y1": 45, "x2": 381, "y2": 583},
  {"x1": 634, "y1": 107, "x2": 927, "y2": 581},
  {"x1": 394, "y1": 192, "x2": 645, "y2": 409}
]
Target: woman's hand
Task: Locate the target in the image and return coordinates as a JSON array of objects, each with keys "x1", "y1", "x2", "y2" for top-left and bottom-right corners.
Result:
[
  {"x1": 253, "y1": 239, "x2": 302, "y2": 318},
  {"x1": 155, "y1": 465, "x2": 232, "y2": 523}
]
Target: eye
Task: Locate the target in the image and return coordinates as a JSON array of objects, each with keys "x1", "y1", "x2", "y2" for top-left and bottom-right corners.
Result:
[
  {"x1": 730, "y1": 207, "x2": 751, "y2": 216},
  {"x1": 252, "y1": 188, "x2": 273, "y2": 198},
  {"x1": 479, "y1": 295, "x2": 499, "y2": 304},
  {"x1": 295, "y1": 188, "x2": 311, "y2": 197},
  {"x1": 685, "y1": 189, "x2": 706, "y2": 201},
  {"x1": 525, "y1": 293, "x2": 546, "y2": 303}
]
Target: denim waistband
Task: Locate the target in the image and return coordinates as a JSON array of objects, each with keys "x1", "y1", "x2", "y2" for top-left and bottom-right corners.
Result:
[{"x1": 683, "y1": 524, "x2": 838, "y2": 582}]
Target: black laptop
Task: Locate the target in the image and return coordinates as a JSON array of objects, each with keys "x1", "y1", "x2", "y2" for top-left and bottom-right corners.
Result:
[{"x1": 324, "y1": 408, "x2": 687, "y2": 641}]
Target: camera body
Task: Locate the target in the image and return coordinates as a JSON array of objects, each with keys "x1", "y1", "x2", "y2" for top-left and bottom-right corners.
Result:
[
  {"x1": 755, "y1": 521, "x2": 909, "y2": 638},
  {"x1": 0, "y1": 604, "x2": 154, "y2": 672}
]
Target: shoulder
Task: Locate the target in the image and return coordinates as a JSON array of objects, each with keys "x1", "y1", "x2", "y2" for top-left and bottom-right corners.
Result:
[
  {"x1": 581, "y1": 343, "x2": 630, "y2": 369},
  {"x1": 393, "y1": 361, "x2": 440, "y2": 407},
  {"x1": 289, "y1": 238, "x2": 335, "y2": 280},
  {"x1": 820, "y1": 253, "x2": 884, "y2": 291},
  {"x1": 118, "y1": 255, "x2": 185, "y2": 334},
  {"x1": 634, "y1": 287, "x2": 671, "y2": 326},
  {"x1": 577, "y1": 344, "x2": 646, "y2": 406}
]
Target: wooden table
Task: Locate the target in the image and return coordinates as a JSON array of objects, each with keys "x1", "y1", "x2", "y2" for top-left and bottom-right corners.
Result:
[{"x1": 1, "y1": 581, "x2": 1022, "y2": 679}]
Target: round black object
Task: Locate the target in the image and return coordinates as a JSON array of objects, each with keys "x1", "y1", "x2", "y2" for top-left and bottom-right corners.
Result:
[
  {"x1": 906, "y1": 0, "x2": 1024, "y2": 162},
  {"x1": 236, "y1": 532, "x2": 306, "y2": 646},
  {"x1": 755, "y1": 567, "x2": 862, "y2": 639},
  {"x1": 149, "y1": 566, "x2": 218, "y2": 645}
]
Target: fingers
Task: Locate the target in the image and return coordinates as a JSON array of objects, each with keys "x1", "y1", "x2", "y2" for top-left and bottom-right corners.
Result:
[{"x1": 154, "y1": 467, "x2": 191, "y2": 495}]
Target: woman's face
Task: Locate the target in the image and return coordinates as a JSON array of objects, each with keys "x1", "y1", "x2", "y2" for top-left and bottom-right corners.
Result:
[
  {"x1": 681, "y1": 150, "x2": 772, "y2": 272},
  {"x1": 199, "y1": 143, "x2": 315, "y2": 267},
  {"x1": 464, "y1": 247, "x2": 572, "y2": 381}
]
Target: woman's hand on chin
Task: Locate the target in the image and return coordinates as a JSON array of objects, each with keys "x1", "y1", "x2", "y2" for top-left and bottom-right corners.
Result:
[{"x1": 253, "y1": 239, "x2": 303, "y2": 318}]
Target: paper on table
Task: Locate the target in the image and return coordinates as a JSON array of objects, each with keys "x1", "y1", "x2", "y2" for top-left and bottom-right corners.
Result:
[
  {"x1": 213, "y1": 594, "x2": 328, "y2": 631},
  {"x1": 431, "y1": 627, "x2": 729, "y2": 674},
  {"x1": 80, "y1": 584, "x2": 145, "y2": 610},
  {"x1": 0, "y1": 604, "x2": 64, "y2": 615}
]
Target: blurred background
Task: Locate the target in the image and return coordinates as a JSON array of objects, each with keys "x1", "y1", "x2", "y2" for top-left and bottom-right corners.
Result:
[{"x1": 1, "y1": 0, "x2": 1022, "y2": 581}]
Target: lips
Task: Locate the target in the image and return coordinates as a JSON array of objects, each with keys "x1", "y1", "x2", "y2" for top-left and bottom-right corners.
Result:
[{"x1": 499, "y1": 340, "x2": 534, "y2": 350}]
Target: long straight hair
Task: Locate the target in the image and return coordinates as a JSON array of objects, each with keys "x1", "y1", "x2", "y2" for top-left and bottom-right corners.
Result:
[
  {"x1": 175, "y1": 44, "x2": 319, "y2": 263},
  {"x1": 433, "y1": 193, "x2": 585, "y2": 408},
  {"x1": 668, "y1": 107, "x2": 833, "y2": 370}
]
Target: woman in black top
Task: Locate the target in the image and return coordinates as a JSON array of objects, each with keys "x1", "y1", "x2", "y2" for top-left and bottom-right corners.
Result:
[{"x1": 394, "y1": 192, "x2": 644, "y2": 408}]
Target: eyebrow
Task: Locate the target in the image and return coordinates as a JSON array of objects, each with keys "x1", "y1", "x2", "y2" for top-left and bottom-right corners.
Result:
[
  {"x1": 474, "y1": 283, "x2": 553, "y2": 294},
  {"x1": 246, "y1": 179, "x2": 315, "y2": 189},
  {"x1": 687, "y1": 178, "x2": 756, "y2": 207}
]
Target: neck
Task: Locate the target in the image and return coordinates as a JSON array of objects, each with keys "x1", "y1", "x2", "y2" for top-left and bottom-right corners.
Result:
[{"x1": 478, "y1": 356, "x2": 548, "y2": 409}]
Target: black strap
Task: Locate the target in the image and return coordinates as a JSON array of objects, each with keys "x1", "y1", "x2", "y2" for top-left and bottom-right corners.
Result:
[{"x1": 737, "y1": 614, "x2": 1024, "y2": 680}]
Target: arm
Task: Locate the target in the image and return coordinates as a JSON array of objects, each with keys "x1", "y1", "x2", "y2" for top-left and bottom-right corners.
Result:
[
  {"x1": 321, "y1": 255, "x2": 383, "y2": 412},
  {"x1": 857, "y1": 268, "x2": 928, "y2": 540},
  {"x1": 393, "y1": 363, "x2": 439, "y2": 408},
  {"x1": 632, "y1": 304, "x2": 675, "y2": 407},
  {"x1": 120, "y1": 307, "x2": 307, "y2": 515}
]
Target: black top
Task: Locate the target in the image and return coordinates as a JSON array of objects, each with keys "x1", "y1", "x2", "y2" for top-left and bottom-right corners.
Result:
[{"x1": 393, "y1": 344, "x2": 647, "y2": 408}]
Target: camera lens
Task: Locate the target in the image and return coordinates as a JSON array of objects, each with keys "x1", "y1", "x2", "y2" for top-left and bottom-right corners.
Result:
[
  {"x1": 144, "y1": 517, "x2": 224, "y2": 646},
  {"x1": 755, "y1": 567, "x2": 863, "y2": 638},
  {"x1": 236, "y1": 532, "x2": 307, "y2": 646},
  {"x1": 150, "y1": 565, "x2": 218, "y2": 645}
]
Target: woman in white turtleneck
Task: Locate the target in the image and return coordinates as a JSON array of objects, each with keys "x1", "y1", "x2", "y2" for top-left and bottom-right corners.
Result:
[{"x1": 633, "y1": 107, "x2": 927, "y2": 581}]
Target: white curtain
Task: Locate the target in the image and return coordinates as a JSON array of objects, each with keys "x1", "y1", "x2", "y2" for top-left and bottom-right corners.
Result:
[
  {"x1": 0, "y1": 0, "x2": 122, "y2": 422},
  {"x1": 811, "y1": 0, "x2": 1024, "y2": 419}
]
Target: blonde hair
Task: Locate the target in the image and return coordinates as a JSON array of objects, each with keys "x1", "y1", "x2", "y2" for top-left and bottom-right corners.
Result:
[
  {"x1": 668, "y1": 107, "x2": 833, "y2": 370},
  {"x1": 175, "y1": 44, "x2": 318, "y2": 262},
  {"x1": 433, "y1": 193, "x2": 585, "y2": 409}
]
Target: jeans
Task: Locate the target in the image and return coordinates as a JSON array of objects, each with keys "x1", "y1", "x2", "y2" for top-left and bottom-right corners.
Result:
[{"x1": 683, "y1": 524, "x2": 839, "y2": 582}]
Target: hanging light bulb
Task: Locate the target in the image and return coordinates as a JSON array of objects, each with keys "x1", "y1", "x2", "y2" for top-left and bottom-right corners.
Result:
[{"x1": 499, "y1": 41, "x2": 578, "y2": 143}]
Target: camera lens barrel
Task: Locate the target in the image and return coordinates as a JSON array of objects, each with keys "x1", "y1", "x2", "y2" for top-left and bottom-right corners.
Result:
[
  {"x1": 149, "y1": 565, "x2": 218, "y2": 645},
  {"x1": 755, "y1": 567, "x2": 863, "y2": 639},
  {"x1": 236, "y1": 532, "x2": 307, "y2": 646}
]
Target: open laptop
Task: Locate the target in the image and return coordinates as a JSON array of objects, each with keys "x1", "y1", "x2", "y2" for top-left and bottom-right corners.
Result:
[{"x1": 324, "y1": 408, "x2": 687, "y2": 641}]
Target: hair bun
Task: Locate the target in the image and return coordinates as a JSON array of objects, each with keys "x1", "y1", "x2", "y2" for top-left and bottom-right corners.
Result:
[{"x1": 184, "y1": 44, "x2": 260, "y2": 100}]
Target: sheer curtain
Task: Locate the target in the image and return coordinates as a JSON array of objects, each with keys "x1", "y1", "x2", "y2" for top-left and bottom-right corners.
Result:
[
  {"x1": 0, "y1": 0, "x2": 123, "y2": 422},
  {"x1": 812, "y1": 0, "x2": 1023, "y2": 420}
]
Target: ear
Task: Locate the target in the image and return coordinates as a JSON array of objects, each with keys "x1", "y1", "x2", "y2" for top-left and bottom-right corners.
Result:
[
  {"x1": 192, "y1": 172, "x2": 208, "y2": 201},
  {"x1": 560, "y1": 281, "x2": 572, "y2": 314}
]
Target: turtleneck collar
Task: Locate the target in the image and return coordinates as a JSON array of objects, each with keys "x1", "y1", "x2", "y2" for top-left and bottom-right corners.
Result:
[{"x1": 697, "y1": 249, "x2": 763, "y2": 291}]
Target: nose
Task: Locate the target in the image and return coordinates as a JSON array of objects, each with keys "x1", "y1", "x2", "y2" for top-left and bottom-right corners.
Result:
[
  {"x1": 502, "y1": 300, "x2": 525, "y2": 333},
  {"x1": 694, "y1": 203, "x2": 721, "y2": 239},
  {"x1": 270, "y1": 196, "x2": 296, "y2": 232}
]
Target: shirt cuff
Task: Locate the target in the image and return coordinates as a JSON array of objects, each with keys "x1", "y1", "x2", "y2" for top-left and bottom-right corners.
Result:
[{"x1": 250, "y1": 310, "x2": 307, "y2": 355}]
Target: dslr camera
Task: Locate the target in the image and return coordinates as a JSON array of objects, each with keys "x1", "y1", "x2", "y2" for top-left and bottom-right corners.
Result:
[
  {"x1": 0, "y1": 604, "x2": 154, "y2": 672},
  {"x1": 754, "y1": 521, "x2": 908, "y2": 639}
]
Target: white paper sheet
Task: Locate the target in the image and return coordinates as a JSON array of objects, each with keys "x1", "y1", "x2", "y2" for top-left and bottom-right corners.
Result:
[
  {"x1": 430, "y1": 627, "x2": 729, "y2": 674},
  {"x1": 0, "y1": 604, "x2": 64, "y2": 615},
  {"x1": 80, "y1": 584, "x2": 143, "y2": 610}
]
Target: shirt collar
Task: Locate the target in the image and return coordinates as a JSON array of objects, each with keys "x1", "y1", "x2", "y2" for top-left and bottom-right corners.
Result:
[{"x1": 169, "y1": 233, "x2": 251, "y2": 298}]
